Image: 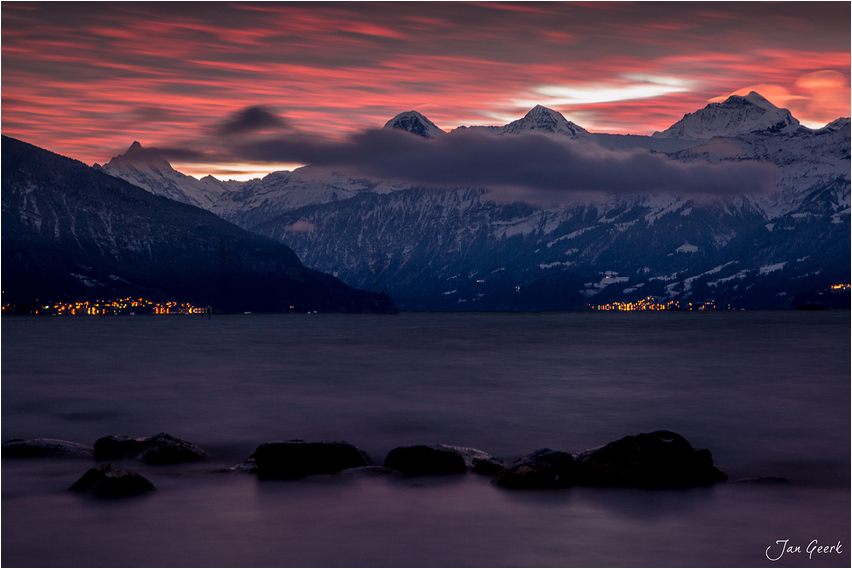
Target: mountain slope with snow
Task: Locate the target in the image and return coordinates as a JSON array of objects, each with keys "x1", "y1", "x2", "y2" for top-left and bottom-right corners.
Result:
[
  {"x1": 383, "y1": 111, "x2": 446, "y2": 138},
  {"x1": 502, "y1": 104, "x2": 588, "y2": 136},
  {"x1": 653, "y1": 92, "x2": 802, "y2": 139},
  {"x1": 456, "y1": 105, "x2": 588, "y2": 136},
  {"x1": 95, "y1": 142, "x2": 239, "y2": 209},
  {"x1": 209, "y1": 168, "x2": 410, "y2": 229}
]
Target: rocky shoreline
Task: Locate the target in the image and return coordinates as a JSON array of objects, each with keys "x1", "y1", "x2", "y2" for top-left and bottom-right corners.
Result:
[{"x1": 1, "y1": 430, "x2": 741, "y2": 498}]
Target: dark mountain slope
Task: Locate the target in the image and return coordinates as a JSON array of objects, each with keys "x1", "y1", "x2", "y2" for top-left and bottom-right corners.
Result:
[{"x1": 1, "y1": 136, "x2": 395, "y2": 313}]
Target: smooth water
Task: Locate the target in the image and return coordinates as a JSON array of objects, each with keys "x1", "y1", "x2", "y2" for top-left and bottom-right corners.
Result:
[{"x1": 2, "y1": 311, "x2": 850, "y2": 567}]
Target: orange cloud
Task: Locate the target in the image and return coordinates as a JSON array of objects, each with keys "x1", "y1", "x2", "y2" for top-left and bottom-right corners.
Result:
[
  {"x1": 709, "y1": 70, "x2": 849, "y2": 128},
  {"x1": 795, "y1": 70, "x2": 851, "y2": 125}
]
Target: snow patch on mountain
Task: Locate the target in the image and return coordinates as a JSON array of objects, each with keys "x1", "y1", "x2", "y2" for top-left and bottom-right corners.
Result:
[{"x1": 759, "y1": 262, "x2": 787, "y2": 274}]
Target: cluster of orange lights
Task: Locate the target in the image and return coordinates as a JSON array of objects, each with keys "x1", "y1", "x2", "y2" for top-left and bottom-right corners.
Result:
[
  {"x1": 594, "y1": 297, "x2": 680, "y2": 311},
  {"x1": 830, "y1": 284, "x2": 851, "y2": 290},
  {"x1": 2, "y1": 297, "x2": 205, "y2": 316}
]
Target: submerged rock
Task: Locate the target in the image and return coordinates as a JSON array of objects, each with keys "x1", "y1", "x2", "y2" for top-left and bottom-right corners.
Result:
[
  {"x1": 2, "y1": 438, "x2": 94, "y2": 459},
  {"x1": 383, "y1": 445, "x2": 467, "y2": 475},
  {"x1": 223, "y1": 458, "x2": 258, "y2": 474},
  {"x1": 573, "y1": 430, "x2": 727, "y2": 488},
  {"x1": 305, "y1": 465, "x2": 404, "y2": 481},
  {"x1": 335, "y1": 465, "x2": 403, "y2": 478},
  {"x1": 491, "y1": 449, "x2": 575, "y2": 489},
  {"x1": 93, "y1": 433, "x2": 211, "y2": 464},
  {"x1": 69, "y1": 463, "x2": 155, "y2": 498},
  {"x1": 735, "y1": 476, "x2": 789, "y2": 485},
  {"x1": 252, "y1": 440, "x2": 368, "y2": 478}
]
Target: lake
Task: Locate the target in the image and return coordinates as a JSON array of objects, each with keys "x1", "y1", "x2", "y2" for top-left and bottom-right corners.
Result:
[{"x1": 2, "y1": 311, "x2": 849, "y2": 567}]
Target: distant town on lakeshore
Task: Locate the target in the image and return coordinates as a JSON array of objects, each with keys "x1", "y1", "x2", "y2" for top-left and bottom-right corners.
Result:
[{"x1": 3, "y1": 284, "x2": 849, "y2": 317}]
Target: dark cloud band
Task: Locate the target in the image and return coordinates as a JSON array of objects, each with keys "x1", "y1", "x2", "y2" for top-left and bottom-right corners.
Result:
[
  {"x1": 233, "y1": 128, "x2": 776, "y2": 199},
  {"x1": 216, "y1": 105, "x2": 289, "y2": 136}
]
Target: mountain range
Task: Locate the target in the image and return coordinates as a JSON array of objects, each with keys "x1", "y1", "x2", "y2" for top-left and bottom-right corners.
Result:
[
  {"x1": 1, "y1": 136, "x2": 395, "y2": 313},
  {"x1": 15, "y1": 93, "x2": 852, "y2": 310}
]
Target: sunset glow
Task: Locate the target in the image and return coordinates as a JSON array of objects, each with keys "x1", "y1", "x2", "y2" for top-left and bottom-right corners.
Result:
[{"x1": 2, "y1": 2, "x2": 849, "y2": 179}]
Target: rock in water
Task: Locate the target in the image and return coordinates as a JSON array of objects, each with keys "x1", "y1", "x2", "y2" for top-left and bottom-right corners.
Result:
[
  {"x1": 383, "y1": 445, "x2": 467, "y2": 475},
  {"x1": 69, "y1": 464, "x2": 155, "y2": 498},
  {"x1": 252, "y1": 441, "x2": 368, "y2": 478},
  {"x1": 94, "y1": 433, "x2": 210, "y2": 464},
  {"x1": 2, "y1": 438, "x2": 95, "y2": 459},
  {"x1": 573, "y1": 430, "x2": 728, "y2": 487},
  {"x1": 491, "y1": 449, "x2": 575, "y2": 489}
]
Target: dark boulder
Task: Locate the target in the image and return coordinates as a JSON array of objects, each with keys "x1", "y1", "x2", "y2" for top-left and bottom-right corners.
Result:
[
  {"x1": 94, "y1": 433, "x2": 210, "y2": 464},
  {"x1": 572, "y1": 430, "x2": 727, "y2": 488},
  {"x1": 252, "y1": 440, "x2": 368, "y2": 479},
  {"x1": 69, "y1": 463, "x2": 155, "y2": 498},
  {"x1": 491, "y1": 449, "x2": 575, "y2": 489},
  {"x1": 2, "y1": 438, "x2": 94, "y2": 459},
  {"x1": 384, "y1": 445, "x2": 468, "y2": 475}
]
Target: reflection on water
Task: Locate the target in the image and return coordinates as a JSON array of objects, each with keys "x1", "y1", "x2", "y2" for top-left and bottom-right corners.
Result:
[{"x1": 2, "y1": 311, "x2": 850, "y2": 566}]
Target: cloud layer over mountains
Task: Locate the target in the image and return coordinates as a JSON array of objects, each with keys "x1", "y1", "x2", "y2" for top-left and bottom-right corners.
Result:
[{"x1": 215, "y1": 125, "x2": 776, "y2": 202}]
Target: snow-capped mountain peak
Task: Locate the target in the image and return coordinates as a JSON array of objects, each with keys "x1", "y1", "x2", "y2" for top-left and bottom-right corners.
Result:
[
  {"x1": 383, "y1": 111, "x2": 445, "y2": 138},
  {"x1": 107, "y1": 141, "x2": 174, "y2": 171},
  {"x1": 95, "y1": 141, "x2": 234, "y2": 207},
  {"x1": 653, "y1": 91, "x2": 802, "y2": 139},
  {"x1": 503, "y1": 105, "x2": 588, "y2": 136},
  {"x1": 739, "y1": 91, "x2": 776, "y2": 110}
]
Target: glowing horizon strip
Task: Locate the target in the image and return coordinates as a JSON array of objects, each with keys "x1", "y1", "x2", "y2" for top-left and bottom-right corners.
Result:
[
  {"x1": 523, "y1": 77, "x2": 694, "y2": 107},
  {"x1": 171, "y1": 161, "x2": 307, "y2": 181}
]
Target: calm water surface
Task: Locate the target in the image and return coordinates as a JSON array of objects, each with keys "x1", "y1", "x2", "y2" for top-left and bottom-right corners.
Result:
[{"x1": 2, "y1": 311, "x2": 850, "y2": 567}]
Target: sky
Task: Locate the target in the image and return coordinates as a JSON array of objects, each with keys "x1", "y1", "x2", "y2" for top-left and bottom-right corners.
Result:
[{"x1": 2, "y1": 1, "x2": 850, "y2": 181}]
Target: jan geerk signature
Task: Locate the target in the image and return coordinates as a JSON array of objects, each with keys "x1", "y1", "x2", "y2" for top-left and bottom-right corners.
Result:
[{"x1": 766, "y1": 539, "x2": 843, "y2": 561}]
